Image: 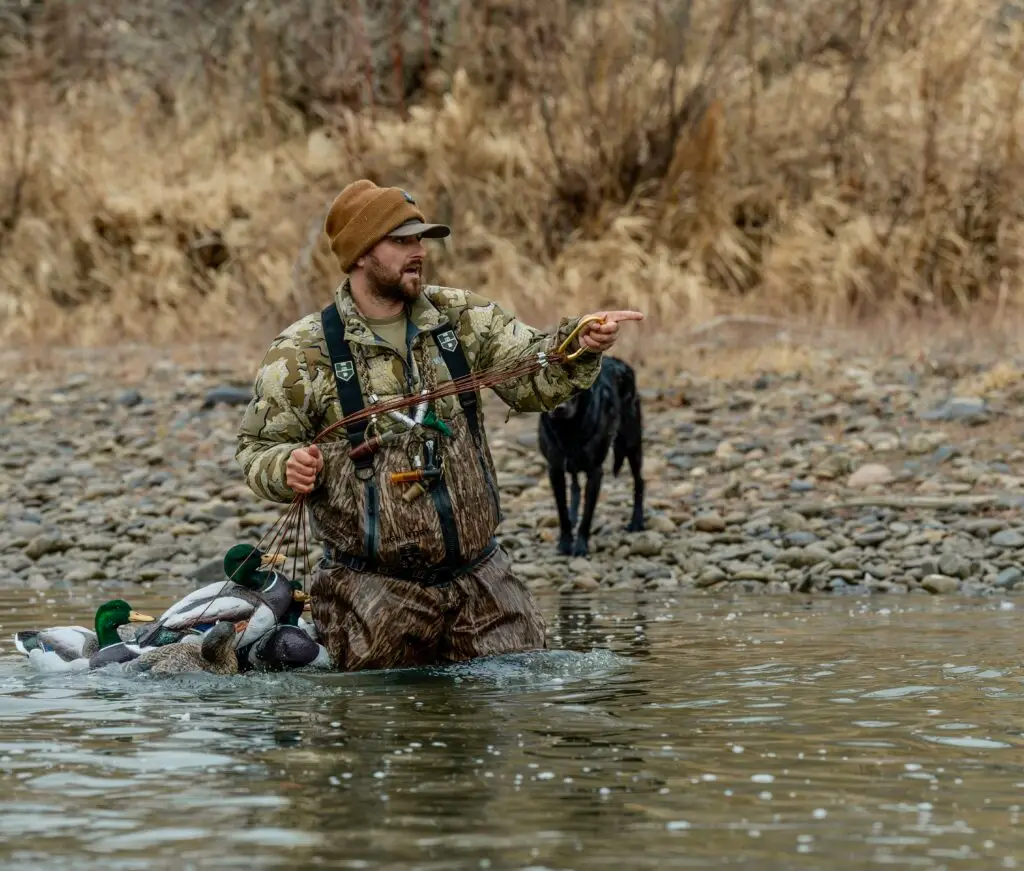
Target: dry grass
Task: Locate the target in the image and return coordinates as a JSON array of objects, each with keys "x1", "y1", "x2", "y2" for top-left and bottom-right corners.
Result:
[{"x1": 3, "y1": 0, "x2": 1024, "y2": 350}]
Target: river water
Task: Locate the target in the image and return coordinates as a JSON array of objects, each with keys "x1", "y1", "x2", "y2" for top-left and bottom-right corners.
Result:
[{"x1": 1, "y1": 583, "x2": 1023, "y2": 870}]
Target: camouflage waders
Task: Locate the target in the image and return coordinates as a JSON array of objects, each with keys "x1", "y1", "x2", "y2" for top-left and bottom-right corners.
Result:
[
  {"x1": 236, "y1": 282, "x2": 602, "y2": 671},
  {"x1": 310, "y1": 544, "x2": 546, "y2": 671}
]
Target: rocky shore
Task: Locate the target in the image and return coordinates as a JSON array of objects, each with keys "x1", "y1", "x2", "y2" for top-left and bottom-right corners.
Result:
[{"x1": 3, "y1": 345, "x2": 1024, "y2": 598}]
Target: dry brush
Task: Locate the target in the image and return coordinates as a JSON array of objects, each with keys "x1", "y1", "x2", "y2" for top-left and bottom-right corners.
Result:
[{"x1": 2, "y1": 0, "x2": 1024, "y2": 348}]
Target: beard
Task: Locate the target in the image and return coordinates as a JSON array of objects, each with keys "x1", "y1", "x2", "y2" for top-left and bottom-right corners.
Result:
[{"x1": 365, "y1": 252, "x2": 423, "y2": 304}]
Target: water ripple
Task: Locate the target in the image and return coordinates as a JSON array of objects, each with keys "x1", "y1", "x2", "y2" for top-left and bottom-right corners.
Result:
[{"x1": 1, "y1": 585, "x2": 1023, "y2": 869}]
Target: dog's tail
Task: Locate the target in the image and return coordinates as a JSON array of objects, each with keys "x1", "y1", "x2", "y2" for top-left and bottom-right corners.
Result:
[{"x1": 612, "y1": 361, "x2": 641, "y2": 477}]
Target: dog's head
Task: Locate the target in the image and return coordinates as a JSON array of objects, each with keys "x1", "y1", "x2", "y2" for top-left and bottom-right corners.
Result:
[{"x1": 547, "y1": 392, "x2": 583, "y2": 420}]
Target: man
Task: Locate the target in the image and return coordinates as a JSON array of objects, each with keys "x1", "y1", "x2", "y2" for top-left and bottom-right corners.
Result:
[{"x1": 236, "y1": 179, "x2": 643, "y2": 672}]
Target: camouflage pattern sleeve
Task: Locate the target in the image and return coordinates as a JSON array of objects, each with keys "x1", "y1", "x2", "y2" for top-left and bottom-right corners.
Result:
[
  {"x1": 451, "y1": 291, "x2": 603, "y2": 413},
  {"x1": 235, "y1": 319, "x2": 324, "y2": 503}
]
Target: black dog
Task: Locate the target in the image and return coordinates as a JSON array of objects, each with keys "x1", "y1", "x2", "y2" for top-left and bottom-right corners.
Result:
[{"x1": 538, "y1": 355, "x2": 645, "y2": 556}]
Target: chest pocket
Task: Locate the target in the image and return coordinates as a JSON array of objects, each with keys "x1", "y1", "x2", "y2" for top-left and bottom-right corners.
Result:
[
  {"x1": 359, "y1": 345, "x2": 408, "y2": 402},
  {"x1": 426, "y1": 349, "x2": 459, "y2": 420},
  {"x1": 358, "y1": 336, "x2": 461, "y2": 425}
]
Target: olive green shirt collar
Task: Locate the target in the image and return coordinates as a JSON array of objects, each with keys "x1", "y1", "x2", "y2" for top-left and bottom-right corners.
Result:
[{"x1": 333, "y1": 280, "x2": 446, "y2": 347}]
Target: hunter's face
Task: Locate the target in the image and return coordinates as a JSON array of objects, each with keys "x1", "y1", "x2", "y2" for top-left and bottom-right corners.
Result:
[{"x1": 362, "y1": 235, "x2": 425, "y2": 303}]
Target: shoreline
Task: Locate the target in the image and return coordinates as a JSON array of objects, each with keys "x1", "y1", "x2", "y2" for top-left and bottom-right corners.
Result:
[{"x1": 4, "y1": 335, "x2": 1024, "y2": 598}]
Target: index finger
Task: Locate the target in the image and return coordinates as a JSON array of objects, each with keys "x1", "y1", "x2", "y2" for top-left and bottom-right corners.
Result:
[{"x1": 602, "y1": 311, "x2": 645, "y2": 323}]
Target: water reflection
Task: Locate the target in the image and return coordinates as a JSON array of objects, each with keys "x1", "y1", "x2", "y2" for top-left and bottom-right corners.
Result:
[
  {"x1": 553, "y1": 588, "x2": 656, "y2": 659},
  {"x1": 2, "y1": 586, "x2": 1024, "y2": 869}
]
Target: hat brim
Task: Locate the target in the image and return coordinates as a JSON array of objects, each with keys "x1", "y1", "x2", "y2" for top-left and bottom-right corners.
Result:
[{"x1": 388, "y1": 221, "x2": 451, "y2": 239}]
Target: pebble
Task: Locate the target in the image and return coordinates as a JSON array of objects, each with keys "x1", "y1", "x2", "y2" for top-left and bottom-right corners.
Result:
[
  {"x1": 919, "y1": 396, "x2": 988, "y2": 423},
  {"x1": 847, "y1": 464, "x2": 895, "y2": 489},
  {"x1": 23, "y1": 535, "x2": 66, "y2": 560},
  {"x1": 201, "y1": 386, "x2": 253, "y2": 409},
  {"x1": 695, "y1": 514, "x2": 726, "y2": 533},
  {"x1": 629, "y1": 532, "x2": 665, "y2": 557},
  {"x1": 991, "y1": 530, "x2": 1024, "y2": 549},
  {"x1": 936, "y1": 553, "x2": 971, "y2": 579}
]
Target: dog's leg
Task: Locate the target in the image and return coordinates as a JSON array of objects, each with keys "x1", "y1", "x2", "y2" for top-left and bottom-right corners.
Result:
[
  {"x1": 626, "y1": 449, "x2": 645, "y2": 532},
  {"x1": 548, "y1": 463, "x2": 574, "y2": 555},
  {"x1": 569, "y1": 473, "x2": 581, "y2": 528},
  {"x1": 617, "y1": 384, "x2": 646, "y2": 533},
  {"x1": 572, "y1": 468, "x2": 603, "y2": 557}
]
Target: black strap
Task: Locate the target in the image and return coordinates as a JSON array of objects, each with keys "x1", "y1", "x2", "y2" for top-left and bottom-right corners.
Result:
[
  {"x1": 321, "y1": 303, "x2": 372, "y2": 470},
  {"x1": 323, "y1": 539, "x2": 498, "y2": 585},
  {"x1": 431, "y1": 325, "x2": 482, "y2": 444}
]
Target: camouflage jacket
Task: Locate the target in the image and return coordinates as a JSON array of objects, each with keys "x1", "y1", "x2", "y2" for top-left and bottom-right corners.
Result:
[{"x1": 235, "y1": 282, "x2": 603, "y2": 569}]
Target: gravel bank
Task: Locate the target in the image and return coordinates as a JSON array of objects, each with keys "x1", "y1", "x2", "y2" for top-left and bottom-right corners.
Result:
[{"x1": 3, "y1": 349, "x2": 1024, "y2": 598}]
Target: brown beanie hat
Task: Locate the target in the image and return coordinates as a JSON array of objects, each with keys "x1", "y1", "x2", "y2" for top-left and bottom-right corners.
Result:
[{"x1": 324, "y1": 180, "x2": 451, "y2": 273}]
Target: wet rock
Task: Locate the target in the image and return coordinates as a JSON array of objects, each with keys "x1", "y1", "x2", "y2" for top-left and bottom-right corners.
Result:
[
  {"x1": 572, "y1": 575, "x2": 600, "y2": 591},
  {"x1": 23, "y1": 535, "x2": 67, "y2": 560},
  {"x1": 775, "y1": 547, "x2": 830, "y2": 569},
  {"x1": 994, "y1": 567, "x2": 1022, "y2": 589},
  {"x1": 64, "y1": 563, "x2": 107, "y2": 583},
  {"x1": 697, "y1": 567, "x2": 727, "y2": 587},
  {"x1": 922, "y1": 574, "x2": 960, "y2": 595}
]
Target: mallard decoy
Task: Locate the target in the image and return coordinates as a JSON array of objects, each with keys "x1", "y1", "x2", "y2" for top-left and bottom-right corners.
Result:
[
  {"x1": 123, "y1": 621, "x2": 241, "y2": 676},
  {"x1": 244, "y1": 624, "x2": 333, "y2": 671},
  {"x1": 116, "y1": 622, "x2": 204, "y2": 647},
  {"x1": 281, "y1": 573, "x2": 319, "y2": 642},
  {"x1": 13, "y1": 600, "x2": 155, "y2": 672},
  {"x1": 133, "y1": 544, "x2": 305, "y2": 652},
  {"x1": 237, "y1": 573, "x2": 332, "y2": 672},
  {"x1": 89, "y1": 623, "x2": 194, "y2": 670}
]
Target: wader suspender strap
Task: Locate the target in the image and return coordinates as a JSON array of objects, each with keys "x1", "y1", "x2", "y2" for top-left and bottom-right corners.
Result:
[
  {"x1": 431, "y1": 326, "x2": 482, "y2": 443},
  {"x1": 431, "y1": 324, "x2": 504, "y2": 530},
  {"x1": 321, "y1": 302, "x2": 373, "y2": 471}
]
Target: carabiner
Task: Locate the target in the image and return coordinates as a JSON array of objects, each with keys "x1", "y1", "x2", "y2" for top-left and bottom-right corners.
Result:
[{"x1": 556, "y1": 314, "x2": 607, "y2": 361}]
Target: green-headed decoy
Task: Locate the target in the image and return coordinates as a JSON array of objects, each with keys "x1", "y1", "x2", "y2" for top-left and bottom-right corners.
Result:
[
  {"x1": 133, "y1": 544, "x2": 307, "y2": 652},
  {"x1": 14, "y1": 600, "x2": 155, "y2": 672}
]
